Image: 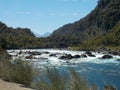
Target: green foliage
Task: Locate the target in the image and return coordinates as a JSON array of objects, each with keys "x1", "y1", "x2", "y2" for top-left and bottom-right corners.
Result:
[
  {"x1": 0, "y1": 22, "x2": 37, "y2": 49},
  {"x1": 77, "y1": 21, "x2": 120, "y2": 51}
]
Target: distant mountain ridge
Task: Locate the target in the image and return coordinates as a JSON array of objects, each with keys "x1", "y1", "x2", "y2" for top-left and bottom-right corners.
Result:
[{"x1": 51, "y1": 0, "x2": 120, "y2": 42}]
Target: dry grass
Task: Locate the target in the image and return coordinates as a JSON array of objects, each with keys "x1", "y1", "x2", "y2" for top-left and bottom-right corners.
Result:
[
  {"x1": 0, "y1": 57, "x2": 36, "y2": 86},
  {"x1": 32, "y1": 68, "x2": 98, "y2": 90}
]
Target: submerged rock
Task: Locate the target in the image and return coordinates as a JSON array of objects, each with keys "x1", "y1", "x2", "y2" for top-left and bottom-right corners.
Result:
[
  {"x1": 101, "y1": 55, "x2": 113, "y2": 59},
  {"x1": 66, "y1": 61, "x2": 70, "y2": 63},
  {"x1": 42, "y1": 51, "x2": 50, "y2": 54},
  {"x1": 18, "y1": 50, "x2": 23, "y2": 54},
  {"x1": 49, "y1": 53, "x2": 57, "y2": 57},
  {"x1": 36, "y1": 57, "x2": 48, "y2": 60},
  {"x1": 116, "y1": 59, "x2": 120, "y2": 61}
]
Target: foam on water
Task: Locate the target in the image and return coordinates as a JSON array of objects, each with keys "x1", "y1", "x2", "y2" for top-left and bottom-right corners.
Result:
[{"x1": 7, "y1": 49, "x2": 120, "y2": 66}]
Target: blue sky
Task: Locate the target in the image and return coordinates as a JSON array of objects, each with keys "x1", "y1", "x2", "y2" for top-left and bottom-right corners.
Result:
[{"x1": 0, "y1": 0, "x2": 98, "y2": 35}]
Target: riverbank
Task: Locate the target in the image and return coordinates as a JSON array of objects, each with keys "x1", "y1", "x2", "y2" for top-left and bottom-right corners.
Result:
[{"x1": 0, "y1": 79, "x2": 33, "y2": 90}]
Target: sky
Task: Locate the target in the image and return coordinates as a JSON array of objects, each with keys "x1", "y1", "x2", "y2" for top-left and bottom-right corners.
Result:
[{"x1": 0, "y1": 0, "x2": 98, "y2": 35}]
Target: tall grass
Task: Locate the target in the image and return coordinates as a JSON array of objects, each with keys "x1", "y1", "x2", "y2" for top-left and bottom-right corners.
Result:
[
  {"x1": 32, "y1": 68, "x2": 98, "y2": 90},
  {"x1": 32, "y1": 68, "x2": 117, "y2": 90},
  {"x1": 0, "y1": 57, "x2": 37, "y2": 86}
]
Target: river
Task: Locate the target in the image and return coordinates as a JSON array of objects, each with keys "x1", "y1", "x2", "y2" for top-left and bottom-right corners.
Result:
[{"x1": 7, "y1": 49, "x2": 120, "y2": 90}]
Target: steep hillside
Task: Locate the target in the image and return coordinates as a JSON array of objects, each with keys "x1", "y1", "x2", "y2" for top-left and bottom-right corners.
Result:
[
  {"x1": 0, "y1": 22, "x2": 37, "y2": 49},
  {"x1": 75, "y1": 21, "x2": 120, "y2": 51},
  {"x1": 51, "y1": 0, "x2": 120, "y2": 42}
]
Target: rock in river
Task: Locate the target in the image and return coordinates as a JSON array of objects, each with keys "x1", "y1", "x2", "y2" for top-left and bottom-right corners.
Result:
[
  {"x1": 85, "y1": 51, "x2": 96, "y2": 57},
  {"x1": 59, "y1": 54, "x2": 73, "y2": 60},
  {"x1": 27, "y1": 51, "x2": 41, "y2": 55},
  {"x1": 49, "y1": 53, "x2": 57, "y2": 57},
  {"x1": 73, "y1": 55, "x2": 81, "y2": 58},
  {"x1": 81, "y1": 54, "x2": 87, "y2": 58},
  {"x1": 25, "y1": 55, "x2": 33, "y2": 59},
  {"x1": 101, "y1": 55, "x2": 113, "y2": 59}
]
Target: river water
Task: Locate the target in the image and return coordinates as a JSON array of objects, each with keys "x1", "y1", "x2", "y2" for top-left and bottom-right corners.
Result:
[{"x1": 7, "y1": 49, "x2": 120, "y2": 90}]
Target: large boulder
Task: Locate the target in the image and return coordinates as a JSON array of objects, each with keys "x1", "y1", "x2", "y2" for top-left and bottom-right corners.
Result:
[
  {"x1": 73, "y1": 55, "x2": 81, "y2": 58},
  {"x1": 85, "y1": 51, "x2": 96, "y2": 57},
  {"x1": 101, "y1": 55, "x2": 113, "y2": 59},
  {"x1": 59, "y1": 54, "x2": 73, "y2": 60}
]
